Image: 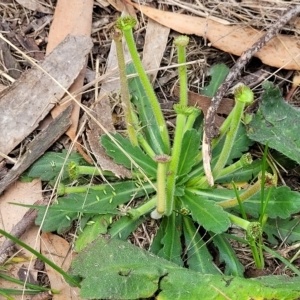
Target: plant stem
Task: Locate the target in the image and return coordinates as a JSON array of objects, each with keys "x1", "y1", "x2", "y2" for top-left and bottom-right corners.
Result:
[
  {"x1": 56, "y1": 183, "x2": 106, "y2": 195},
  {"x1": 68, "y1": 163, "x2": 114, "y2": 179},
  {"x1": 165, "y1": 106, "x2": 187, "y2": 216},
  {"x1": 184, "y1": 106, "x2": 201, "y2": 132},
  {"x1": 218, "y1": 177, "x2": 261, "y2": 208},
  {"x1": 174, "y1": 36, "x2": 189, "y2": 106},
  {"x1": 116, "y1": 17, "x2": 170, "y2": 153},
  {"x1": 212, "y1": 86, "x2": 253, "y2": 180},
  {"x1": 112, "y1": 28, "x2": 138, "y2": 146},
  {"x1": 154, "y1": 154, "x2": 171, "y2": 214},
  {"x1": 164, "y1": 37, "x2": 190, "y2": 216},
  {"x1": 218, "y1": 172, "x2": 275, "y2": 208},
  {"x1": 128, "y1": 196, "x2": 157, "y2": 219},
  {"x1": 217, "y1": 153, "x2": 252, "y2": 179},
  {"x1": 228, "y1": 213, "x2": 264, "y2": 268}
]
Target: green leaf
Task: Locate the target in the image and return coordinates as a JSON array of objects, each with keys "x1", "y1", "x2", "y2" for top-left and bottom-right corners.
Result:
[
  {"x1": 109, "y1": 216, "x2": 145, "y2": 240},
  {"x1": 70, "y1": 236, "x2": 300, "y2": 299},
  {"x1": 213, "y1": 234, "x2": 244, "y2": 276},
  {"x1": 36, "y1": 181, "x2": 154, "y2": 233},
  {"x1": 201, "y1": 64, "x2": 229, "y2": 97},
  {"x1": 181, "y1": 190, "x2": 230, "y2": 233},
  {"x1": 247, "y1": 81, "x2": 300, "y2": 164},
  {"x1": 127, "y1": 63, "x2": 167, "y2": 154},
  {"x1": 35, "y1": 206, "x2": 77, "y2": 234},
  {"x1": 157, "y1": 212, "x2": 183, "y2": 266},
  {"x1": 26, "y1": 150, "x2": 85, "y2": 181},
  {"x1": 75, "y1": 215, "x2": 112, "y2": 252},
  {"x1": 243, "y1": 186, "x2": 300, "y2": 219},
  {"x1": 177, "y1": 129, "x2": 200, "y2": 176},
  {"x1": 150, "y1": 217, "x2": 166, "y2": 255},
  {"x1": 264, "y1": 218, "x2": 300, "y2": 245},
  {"x1": 101, "y1": 133, "x2": 157, "y2": 177},
  {"x1": 183, "y1": 216, "x2": 219, "y2": 274}
]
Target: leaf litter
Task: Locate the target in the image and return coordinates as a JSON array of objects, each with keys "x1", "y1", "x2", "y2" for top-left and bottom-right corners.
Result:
[{"x1": 0, "y1": 0, "x2": 300, "y2": 298}]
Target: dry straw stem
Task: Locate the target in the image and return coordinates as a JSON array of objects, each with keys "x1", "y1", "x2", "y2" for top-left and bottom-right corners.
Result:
[{"x1": 202, "y1": 4, "x2": 300, "y2": 186}]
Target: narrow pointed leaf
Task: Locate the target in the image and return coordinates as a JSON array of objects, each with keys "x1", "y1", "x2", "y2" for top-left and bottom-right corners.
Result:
[
  {"x1": 177, "y1": 129, "x2": 200, "y2": 176},
  {"x1": 127, "y1": 63, "x2": 167, "y2": 154},
  {"x1": 109, "y1": 216, "x2": 145, "y2": 240},
  {"x1": 183, "y1": 216, "x2": 219, "y2": 274},
  {"x1": 158, "y1": 212, "x2": 183, "y2": 266},
  {"x1": 201, "y1": 63, "x2": 229, "y2": 97},
  {"x1": 101, "y1": 133, "x2": 157, "y2": 177},
  {"x1": 213, "y1": 234, "x2": 244, "y2": 276}
]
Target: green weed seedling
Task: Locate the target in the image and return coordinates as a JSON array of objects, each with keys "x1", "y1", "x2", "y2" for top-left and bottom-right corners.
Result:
[{"x1": 19, "y1": 16, "x2": 300, "y2": 299}]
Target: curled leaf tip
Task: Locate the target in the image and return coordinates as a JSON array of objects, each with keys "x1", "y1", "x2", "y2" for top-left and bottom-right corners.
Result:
[
  {"x1": 174, "y1": 35, "x2": 189, "y2": 47},
  {"x1": 116, "y1": 16, "x2": 137, "y2": 31},
  {"x1": 234, "y1": 85, "x2": 254, "y2": 104}
]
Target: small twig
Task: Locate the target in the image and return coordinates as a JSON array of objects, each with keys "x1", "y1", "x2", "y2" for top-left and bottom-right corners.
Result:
[
  {"x1": 0, "y1": 199, "x2": 47, "y2": 264},
  {"x1": 203, "y1": 5, "x2": 300, "y2": 186}
]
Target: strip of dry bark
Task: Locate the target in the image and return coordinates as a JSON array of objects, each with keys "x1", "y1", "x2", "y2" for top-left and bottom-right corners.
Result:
[{"x1": 0, "y1": 105, "x2": 72, "y2": 194}]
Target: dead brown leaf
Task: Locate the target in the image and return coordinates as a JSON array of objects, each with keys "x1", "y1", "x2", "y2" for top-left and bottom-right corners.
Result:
[
  {"x1": 46, "y1": 0, "x2": 93, "y2": 164},
  {"x1": 0, "y1": 35, "x2": 92, "y2": 159},
  {"x1": 0, "y1": 179, "x2": 42, "y2": 299},
  {"x1": 128, "y1": 2, "x2": 300, "y2": 70},
  {"x1": 142, "y1": 18, "x2": 170, "y2": 83},
  {"x1": 40, "y1": 232, "x2": 81, "y2": 299}
]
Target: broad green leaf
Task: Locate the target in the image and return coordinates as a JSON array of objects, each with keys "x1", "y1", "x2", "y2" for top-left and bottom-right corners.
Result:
[
  {"x1": 247, "y1": 81, "x2": 300, "y2": 164},
  {"x1": 127, "y1": 63, "x2": 167, "y2": 154},
  {"x1": 264, "y1": 218, "x2": 300, "y2": 245},
  {"x1": 45, "y1": 182, "x2": 153, "y2": 213},
  {"x1": 158, "y1": 212, "x2": 183, "y2": 266},
  {"x1": 101, "y1": 133, "x2": 157, "y2": 177},
  {"x1": 70, "y1": 236, "x2": 300, "y2": 300},
  {"x1": 201, "y1": 64, "x2": 229, "y2": 97},
  {"x1": 213, "y1": 234, "x2": 244, "y2": 276},
  {"x1": 75, "y1": 214, "x2": 112, "y2": 252},
  {"x1": 26, "y1": 150, "x2": 85, "y2": 181},
  {"x1": 36, "y1": 182, "x2": 154, "y2": 233},
  {"x1": 35, "y1": 207, "x2": 77, "y2": 234},
  {"x1": 108, "y1": 216, "x2": 145, "y2": 240},
  {"x1": 183, "y1": 216, "x2": 219, "y2": 274},
  {"x1": 181, "y1": 190, "x2": 230, "y2": 233},
  {"x1": 177, "y1": 129, "x2": 200, "y2": 177},
  {"x1": 243, "y1": 186, "x2": 300, "y2": 219}
]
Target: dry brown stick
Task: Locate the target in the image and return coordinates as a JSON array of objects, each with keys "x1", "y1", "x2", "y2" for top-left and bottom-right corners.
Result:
[
  {"x1": 203, "y1": 5, "x2": 300, "y2": 186},
  {"x1": 0, "y1": 199, "x2": 47, "y2": 264}
]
